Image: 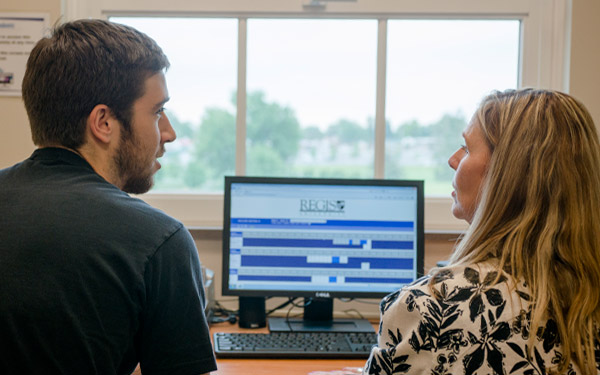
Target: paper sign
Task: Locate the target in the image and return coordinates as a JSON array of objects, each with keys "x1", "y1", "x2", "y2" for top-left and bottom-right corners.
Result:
[{"x1": 0, "y1": 14, "x2": 49, "y2": 96}]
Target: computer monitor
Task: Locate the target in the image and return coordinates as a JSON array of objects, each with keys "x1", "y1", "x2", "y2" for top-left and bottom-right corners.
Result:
[{"x1": 222, "y1": 176, "x2": 424, "y2": 332}]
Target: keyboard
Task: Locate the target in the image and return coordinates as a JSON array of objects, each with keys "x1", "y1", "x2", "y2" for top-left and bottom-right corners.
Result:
[{"x1": 214, "y1": 331, "x2": 377, "y2": 359}]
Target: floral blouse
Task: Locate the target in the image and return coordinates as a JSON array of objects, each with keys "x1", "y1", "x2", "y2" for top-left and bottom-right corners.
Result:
[{"x1": 363, "y1": 263, "x2": 600, "y2": 375}]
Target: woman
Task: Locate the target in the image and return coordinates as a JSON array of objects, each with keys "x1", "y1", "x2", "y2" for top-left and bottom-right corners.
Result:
[{"x1": 364, "y1": 89, "x2": 600, "y2": 375}]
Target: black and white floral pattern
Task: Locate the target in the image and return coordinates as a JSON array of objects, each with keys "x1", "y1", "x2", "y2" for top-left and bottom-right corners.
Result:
[{"x1": 363, "y1": 263, "x2": 599, "y2": 375}]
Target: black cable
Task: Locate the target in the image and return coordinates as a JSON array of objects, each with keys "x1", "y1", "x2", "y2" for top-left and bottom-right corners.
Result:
[
  {"x1": 350, "y1": 298, "x2": 381, "y2": 305},
  {"x1": 283, "y1": 297, "x2": 313, "y2": 332},
  {"x1": 208, "y1": 300, "x2": 239, "y2": 325},
  {"x1": 265, "y1": 297, "x2": 296, "y2": 316}
]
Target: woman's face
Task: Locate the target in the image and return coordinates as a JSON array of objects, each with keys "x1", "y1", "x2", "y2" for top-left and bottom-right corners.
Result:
[{"x1": 448, "y1": 118, "x2": 492, "y2": 223}]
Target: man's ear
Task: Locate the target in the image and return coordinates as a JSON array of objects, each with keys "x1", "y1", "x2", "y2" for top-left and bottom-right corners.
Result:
[{"x1": 87, "y1": 104, "x2": 119, "y2": 145}]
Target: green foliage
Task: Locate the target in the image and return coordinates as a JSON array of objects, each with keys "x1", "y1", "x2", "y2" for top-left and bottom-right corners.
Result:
[
  {"x1": 152, "y1": 89, "x2": 462, "y2": 195},
  {"x1": 166, "y1": 110, "x2": 195, "y2": 138},
  {"x1": 326, "y1": 119, "x2": 368, "y2": 143},
  {"x1": 395, "y1": 119, "x2": 432, "y2": 138},
  {"x1": 247, "y1": 144, "x2": 288, "y2": 177},
  {"x1": 384, "y1": 153, "x2": 408, "y2": 180},
  {"x1": 303, "y1": 126, "x2": 323, "y2": 140},
  {"x1": 194, "y1": 107, "x2": 236, "y2": 181},
  {"x1": 430, "y1": 113, "x2": 467, "y2": 180},
  {"x1": 296, "y1": 165, "x2": 372, "y2": 179},
  {"x1": 246, "y1": 91, "x2": 301, "y2": 161},
  {"x1": 153, "y1": 154, "x2": 185, "y2": 190},
  {"x1": 183, "y1": 161, "x2": 208, "y2": 188}
]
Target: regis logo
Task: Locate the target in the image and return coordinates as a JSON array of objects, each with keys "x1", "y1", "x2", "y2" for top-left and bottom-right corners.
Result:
[{"x1": 300, "y1": 199, "x2": 345, "y2": 213}]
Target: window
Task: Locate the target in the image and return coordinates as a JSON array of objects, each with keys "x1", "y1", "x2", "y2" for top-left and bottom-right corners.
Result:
[
  {"x1": 385, "y1": 20, "x2": 520, "y2": 195},
  {"x1": 68, "y1": 0, "x2": 570, "y2": 231},
  {"x1": 246, "y1": 19, "x2": 377, "y2": 180},
  {"x1": 111, "y1": 17, "x2": 238, "y2": 191}
]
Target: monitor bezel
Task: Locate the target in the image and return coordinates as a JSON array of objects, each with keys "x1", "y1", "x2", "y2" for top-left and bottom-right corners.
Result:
[{"x1": 221, "y1": 175, "x2": 425, "y2": 300}]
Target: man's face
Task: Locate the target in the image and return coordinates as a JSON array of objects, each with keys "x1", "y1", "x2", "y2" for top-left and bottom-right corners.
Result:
[{"x1": 114, "y1": 72, "x2": 176, "y2": 194}]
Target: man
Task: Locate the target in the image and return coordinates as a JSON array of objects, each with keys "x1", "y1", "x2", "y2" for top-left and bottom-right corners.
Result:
[{"x1": 0, "y1": 19, "x2": 217, "y2": 374}]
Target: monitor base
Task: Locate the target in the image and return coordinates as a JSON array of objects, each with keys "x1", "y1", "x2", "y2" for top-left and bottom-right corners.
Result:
[{"x1": 268, "y1": 317, "x2": 374, "y2": 333}]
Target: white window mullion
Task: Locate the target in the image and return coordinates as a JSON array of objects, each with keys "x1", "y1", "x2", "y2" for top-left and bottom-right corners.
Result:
[
  {"x1": 374, "y1": 18, "x2": 387, "y2": 179},
  {"x1": 62, "y1": 0, "x2": 103, "y2": 21},
  {"x1": 549, "y1": 0, "x2": 571, "y2": 92},
  {"x1": 538, "y1": 0, "x2": 570, "y2": 91},
  {"x1": 520, "y1": 0, "x2": 570, "y2": 90},
  {"x1": 235, "y1": 18, "x2": 247, "y2": 176}
]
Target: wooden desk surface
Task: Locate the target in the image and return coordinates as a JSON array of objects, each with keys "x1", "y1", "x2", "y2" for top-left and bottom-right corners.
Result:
[{"x1": 210, "y1": 322, "x2": 369, "y2": 375}]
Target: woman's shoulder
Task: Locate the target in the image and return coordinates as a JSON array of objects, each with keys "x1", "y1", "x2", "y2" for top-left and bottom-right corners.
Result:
[
  {"x1": 368, "y1": 263, "x2": 595, "y2": 375},
  {"x1": 426, "y1": 262, "x2": 528, "y2": 296},
  {"x1": 398, "y1": 262, "x2": 519, "y2": 294},
  {"x1": 380, "y1": 262, "x2": 529, "y2": 320}
]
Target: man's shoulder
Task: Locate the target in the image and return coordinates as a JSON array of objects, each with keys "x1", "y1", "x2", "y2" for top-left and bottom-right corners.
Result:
[
  {"x1": 0, "y1": 159, "x2": 26, "y2": 178},
  {"x1": 95, "y1": 189, "x2": 184, "y2": 234},
  {"x1": 1, "y1": 151, "x2": 185, "y2": 241},
  {"x1": 66, "y1": 187, "x2": 188, "y2": 256}
]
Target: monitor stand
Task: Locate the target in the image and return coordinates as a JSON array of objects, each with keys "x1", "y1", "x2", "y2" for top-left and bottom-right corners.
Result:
[{"x1": 267, "y1": 298, "x2": 374, "y2": 333}]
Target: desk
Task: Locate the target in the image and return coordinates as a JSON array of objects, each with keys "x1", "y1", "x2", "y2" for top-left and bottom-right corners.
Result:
[{"x1": 211, "y1": 323, "x2": 369, "y2": 375}]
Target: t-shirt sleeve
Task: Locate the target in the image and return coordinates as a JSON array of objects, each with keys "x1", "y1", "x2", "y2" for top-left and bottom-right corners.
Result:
[
  {"x1": 138, "y1": 226, "x2": 217, "y2": 375},
  {"x1": 363, "y1": 285, "x2": 437, "y2": 375}
]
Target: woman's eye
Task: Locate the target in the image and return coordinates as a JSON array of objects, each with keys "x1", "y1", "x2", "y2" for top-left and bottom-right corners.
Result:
[{"x1": 461, "y1": 144, "x2": 468, "y2": 153}]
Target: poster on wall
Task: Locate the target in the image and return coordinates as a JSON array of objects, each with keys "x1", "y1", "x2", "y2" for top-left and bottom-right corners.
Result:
[{"x1": 0, "y1": 14, "x2": 49, "y2": 97}]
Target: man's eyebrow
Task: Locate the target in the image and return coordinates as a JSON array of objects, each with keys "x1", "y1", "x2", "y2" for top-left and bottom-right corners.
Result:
[{"x1": 155, "y1": 97, "x2": 170, "y2": 109}]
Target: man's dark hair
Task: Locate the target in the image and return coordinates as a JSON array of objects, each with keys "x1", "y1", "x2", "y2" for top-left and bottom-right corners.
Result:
[{"x1": 22, "y1": 19, "x2": 170, "y2": 148}]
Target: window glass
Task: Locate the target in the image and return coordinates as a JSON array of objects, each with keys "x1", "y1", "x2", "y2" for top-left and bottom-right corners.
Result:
[
  {"x1": 246, "y1": 19, "x2": 377, "y2": 178},
  {"x1": 110, "y1": 17, "x2": 238, "y2": 192},
  {"x1": 112, "y1": 17, "x2": 520, "y2": 196},
  {"x1": 385, "y1": 20, "x2": 520, "y2": 195}
]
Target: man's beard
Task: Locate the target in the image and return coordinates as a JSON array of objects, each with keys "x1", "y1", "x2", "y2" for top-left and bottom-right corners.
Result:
[{"x1": 114, "y1": 127, "x2": 155, "y2": 194}]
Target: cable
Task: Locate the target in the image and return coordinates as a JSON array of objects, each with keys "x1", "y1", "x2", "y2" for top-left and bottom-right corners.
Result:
[
  {"x1": 351, "y1": 298, "x2": 381, "y2": 305},
  {"x1": 341, "y1": 308, "x2": 366, "y2": 320},
  {"x1": 266, "y1": 297, "x2": 296, "y2": 316},
  {"x1": 283, "y1": 297, "x2": 311, "y2": 332},
  {"x1": 208, "y1": 300, "x2": 239, "y2": 325}
]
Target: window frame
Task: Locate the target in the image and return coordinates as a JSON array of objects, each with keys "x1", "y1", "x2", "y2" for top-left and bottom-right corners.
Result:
[{"x1": 63, "y1": 0, "x2": 571, "y2": 232}]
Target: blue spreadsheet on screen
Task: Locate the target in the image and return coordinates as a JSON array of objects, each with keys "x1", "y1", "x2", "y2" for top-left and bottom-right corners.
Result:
[{"x1": 224, "y1": 178, "x2": 423, "y2": 297}]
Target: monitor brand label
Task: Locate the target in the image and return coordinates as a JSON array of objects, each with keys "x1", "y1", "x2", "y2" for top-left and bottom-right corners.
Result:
[{"x1": 315, "y1": 292, "x2": 330, "y2": 298}]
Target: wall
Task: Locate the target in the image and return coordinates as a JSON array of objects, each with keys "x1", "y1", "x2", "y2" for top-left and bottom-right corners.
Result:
[
  {"x1": 0, "y1": 0, "x2": 60, "y2": 165},
  {"x1": 1, "y1": 0, "x2": 599, "y2": 317},
  {"x1": 569, "y1": 0, "x2": 600, "y2": 124}
]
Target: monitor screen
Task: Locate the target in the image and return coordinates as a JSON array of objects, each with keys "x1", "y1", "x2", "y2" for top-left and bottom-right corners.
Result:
[{"x1": 222, "y1": 176, "x2": 424, "y2": 302}]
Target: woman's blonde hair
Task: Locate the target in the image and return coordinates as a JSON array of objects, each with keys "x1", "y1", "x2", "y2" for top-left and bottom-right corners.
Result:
[{"x1": 446, "y1": 88, "x2": 600, "y2": 374}]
